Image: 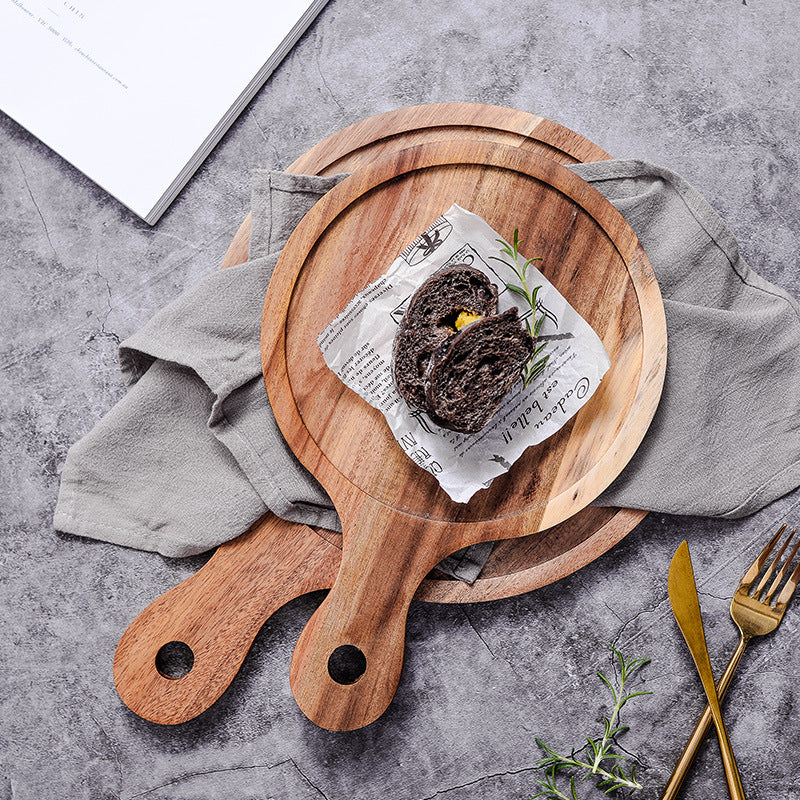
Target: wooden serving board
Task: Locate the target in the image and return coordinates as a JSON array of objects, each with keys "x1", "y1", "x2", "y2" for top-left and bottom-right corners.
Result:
[
  {"x1": 264, "y1": 140, "x2": 666, "y2": 730},
  {"x1": 113, "y1": 507, "x2": 631, "y2": 724},
  {"x1": 113, "y1": 105, "x2": 659, "y2": 727},
  {"x1": 225, "y1": 104, "x2": 648, "y2": 603}
]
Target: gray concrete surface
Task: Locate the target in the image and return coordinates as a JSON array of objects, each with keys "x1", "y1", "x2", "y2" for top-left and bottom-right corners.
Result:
[{"x1": 2, "y1": 1, "x2": 799, "y2": 798}]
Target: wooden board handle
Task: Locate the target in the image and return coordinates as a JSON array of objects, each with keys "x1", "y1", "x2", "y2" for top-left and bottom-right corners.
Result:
[
  {"x1": 113, "y1": 513, "x2": 340, "y2": 724},
  {"x1": 289, "y1": 499, "x2": 460, "y2": 730}
]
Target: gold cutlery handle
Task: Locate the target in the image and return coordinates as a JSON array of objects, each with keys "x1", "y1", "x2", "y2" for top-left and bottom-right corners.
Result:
[
  {"x1": 661, "y1": 634, "x2": 750, "y2": 800},
  {"x1": 711, "y1": 698, "x2": 746, "y2": 800}
]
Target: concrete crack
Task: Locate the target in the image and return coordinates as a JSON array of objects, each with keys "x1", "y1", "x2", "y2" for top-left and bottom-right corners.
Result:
[
  {"x1": 460, "y1": 607, "x2": 526, "y2": 679},
  {"x1": 15, "y1": 153, "x2": 58, "y2": 261},
  {"x1": 576, "y1": 576, "x2": 625, "y2": 626},
  {"x1": 609, "y1": 593, "x2": 670, "y2": 651},
  {"x1": 460, "y1": 606, "x2": 496, "y2": 658},
  {"x1": 314, "y1": 36, "x2": 344, "y2": 113},
  {"x1": 696, "y1": 589, "x2": 728, "y2": 602},
  {"x1": 288, "y1": 758, "x2": 329, "y2": 799},
  {"x1": 248, "y1": 109, "x2": 281, "y2": 165},
  {"x1": 248, "y1": 108, "x2": 269, "y2": 144},
  {"x1": 124, "y1": 759, "x2": 295, "y2": 799},
  {"x1": 419, "y1": 764, "x2": 538, "y2": 799},
  {"x1": 95, "y1": 258, "x2": 114, "y2": 320},
  {"x1": 756, "y1": 195, "x2": 797, "y2": 229},
  {"x1": 681, "y1": 76, "x2": 800, "y2": 137},
  {"x1": 90, "y1": 258, "x2": 121, "y2": 346}
]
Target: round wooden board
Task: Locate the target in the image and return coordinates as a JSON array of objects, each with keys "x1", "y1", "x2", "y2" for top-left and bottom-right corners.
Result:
[
  {"x1": 263, "y1": 140, "x2": 666, "y2": 729},
  {"x1": 264, "y1": 141, "x2": 665, "y2": 541},
  {"x1": 222, "y1": 103, "x2": 652, "y2": 603}
]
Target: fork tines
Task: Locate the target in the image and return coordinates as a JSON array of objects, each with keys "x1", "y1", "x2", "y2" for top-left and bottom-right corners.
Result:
[{"x1": 741, "y1": 523, "x2": 800, "y2": 607}]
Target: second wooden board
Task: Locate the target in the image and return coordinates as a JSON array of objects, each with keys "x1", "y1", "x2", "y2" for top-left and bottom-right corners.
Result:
[{"x1": 223, "y1": 102, "x2": 648, "y2": 604}]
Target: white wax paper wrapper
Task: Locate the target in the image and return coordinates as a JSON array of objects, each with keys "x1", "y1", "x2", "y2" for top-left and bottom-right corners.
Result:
[{"x1": 317, "y1": 204, "x2": 611, "y2": 503}]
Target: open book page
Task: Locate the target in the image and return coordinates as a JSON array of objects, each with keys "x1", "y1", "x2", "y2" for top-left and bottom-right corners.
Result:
[{"x1": 0, "y1": 0, "x2": 327, "y2": 222}]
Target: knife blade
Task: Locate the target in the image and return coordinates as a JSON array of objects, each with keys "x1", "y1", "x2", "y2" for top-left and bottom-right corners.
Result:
[{"x1": 668, "y1": 540, "x2": 746, "y2": 800}]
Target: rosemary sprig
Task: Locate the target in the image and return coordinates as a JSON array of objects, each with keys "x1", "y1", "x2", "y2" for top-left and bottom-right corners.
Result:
[
  {"x1": 489, "y1": 229, "x2": 549, "y2": 386},
  {"x1": 530, "y1": 646, "x2": 652, "y2": 799}
]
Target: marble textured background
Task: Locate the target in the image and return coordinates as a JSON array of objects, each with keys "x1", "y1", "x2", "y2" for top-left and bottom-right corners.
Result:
[{"x1": 1, "y1": 1, "x2": 799, "y2": 798}]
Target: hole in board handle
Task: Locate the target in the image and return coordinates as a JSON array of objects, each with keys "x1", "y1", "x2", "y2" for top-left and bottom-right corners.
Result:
[
  {"x1": 327, "y1": 644, "x2": 367, "y2": 685},
  {"x1": 155, "y1": 641, "x2": 195, "y2": 680}
]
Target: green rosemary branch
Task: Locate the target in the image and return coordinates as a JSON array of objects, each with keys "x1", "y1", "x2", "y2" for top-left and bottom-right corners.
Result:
[
  {"x1": 530, "y1": 646, "x2": 652, "y2": 799},
  {"x1": 489, "y1": 229, "x2": 549, "y2": 386}
]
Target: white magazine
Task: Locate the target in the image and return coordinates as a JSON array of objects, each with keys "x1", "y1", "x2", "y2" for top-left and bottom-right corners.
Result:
[{"x1": 0, "y1": 0, "x2": 328, "y2": 223}]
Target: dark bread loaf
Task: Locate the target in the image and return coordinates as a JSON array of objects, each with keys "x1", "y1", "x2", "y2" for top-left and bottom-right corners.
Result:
[
  {"x1": 425, "y1": 308, "x2": 533, "y2": 433},
  {"x1": 392, "y1": 265, "x2": 498, "y2": 410},
  {"x1": 392, "y1": 265, "x2": 534, "y2": 433}
]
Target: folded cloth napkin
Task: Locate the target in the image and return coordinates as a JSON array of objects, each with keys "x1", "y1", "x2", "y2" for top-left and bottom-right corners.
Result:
[{"x1": 53, "y1": 160, "x2": 800, "y2": 582}]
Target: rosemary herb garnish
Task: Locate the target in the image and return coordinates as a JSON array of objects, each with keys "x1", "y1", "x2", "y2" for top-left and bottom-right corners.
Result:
[
  {"x1": 531, "y1": 646, "x2": 652, "y2": 799},
  {"x1": 490, "y1": 229, "x2": 549, "y2": 386}
]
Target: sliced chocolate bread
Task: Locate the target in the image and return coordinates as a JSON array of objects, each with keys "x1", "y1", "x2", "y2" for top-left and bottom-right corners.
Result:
[
  {"x1": 392, "y1": 264, "x2": 534, "y2": 433},
  {"x1": 392, "y1": 264, "x2": 498, "y2": 410},
  {"x1": 425, "y1": 308, "x2": 533, "y2": 433}
]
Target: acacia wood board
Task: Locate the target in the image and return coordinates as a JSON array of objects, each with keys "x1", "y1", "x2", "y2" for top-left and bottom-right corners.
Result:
[
  {"x1": 113, "y1": 104, "x2": 657, "y2": 727},
  {"x1": 263, "y1": 138, "x2": 666, "y2": 729},
  {"x1": 113, "y1": 505, "x2": 632, "y2": 725},
  {"x1": 225, "y1": 104, "x2": 647, "y2": 603}
]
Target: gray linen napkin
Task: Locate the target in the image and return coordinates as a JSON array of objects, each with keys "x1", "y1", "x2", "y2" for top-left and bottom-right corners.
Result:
[
  {"x1": 54, "y1": 160, "x2": 800, "y2": 581},
  {"x1": 574, "y1": 160, "x2": 800, "y2": 516},
  {"x1": 53, "y1": 169, "x2": 490, "y2": 579}
]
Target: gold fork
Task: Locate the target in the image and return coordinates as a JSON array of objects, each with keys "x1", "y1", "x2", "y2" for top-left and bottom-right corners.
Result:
[{"x1": 661, "y1": 523, "x2": 800, "y2": 800}]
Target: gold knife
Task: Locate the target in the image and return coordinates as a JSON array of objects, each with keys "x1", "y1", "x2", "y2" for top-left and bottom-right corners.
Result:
[{"x1": 668, "y1": 540, "x2": 746, "y2": 800}]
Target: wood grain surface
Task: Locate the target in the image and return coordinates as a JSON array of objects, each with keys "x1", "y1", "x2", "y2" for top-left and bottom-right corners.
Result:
[
  {"x1": 112, "y1": 506, "x2": 630, "y2": 724},
  {"x1": 113, "y1": 515, "x2": 340, "y2": 725},
  {"x1": 113, "y1": 104, "x2": 657, "y2": 728},
  {"x1": 222, "y1": 103, "x2": 648, "y2": 602},
  {"x1": 224, "y1": 102, "x2": 611, "y2": 269},
  {"x1": 262, "y1": 139, "x2": 666, "y2": 729}
]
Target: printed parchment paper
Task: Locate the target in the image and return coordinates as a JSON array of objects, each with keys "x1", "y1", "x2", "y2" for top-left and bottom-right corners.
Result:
[{"x1": 318, "y1": 204, "x2": 610, "y2": 503}]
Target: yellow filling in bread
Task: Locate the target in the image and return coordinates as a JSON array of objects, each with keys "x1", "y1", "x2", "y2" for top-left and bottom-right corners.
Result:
[{"x1": 454, "y1": 310, "x2": 483, "y2": 330}]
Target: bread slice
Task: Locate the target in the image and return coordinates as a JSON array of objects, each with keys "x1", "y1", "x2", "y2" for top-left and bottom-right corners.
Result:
[
  {"x1": 425, "y1": 308, "x2": 533, "y2": 433},
  {"x1": 392, "y1": 265, "x2": 498, "y2": 410},
  {"x1": 392, "y1": 264, "x2": 534, "y2": 433}
]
